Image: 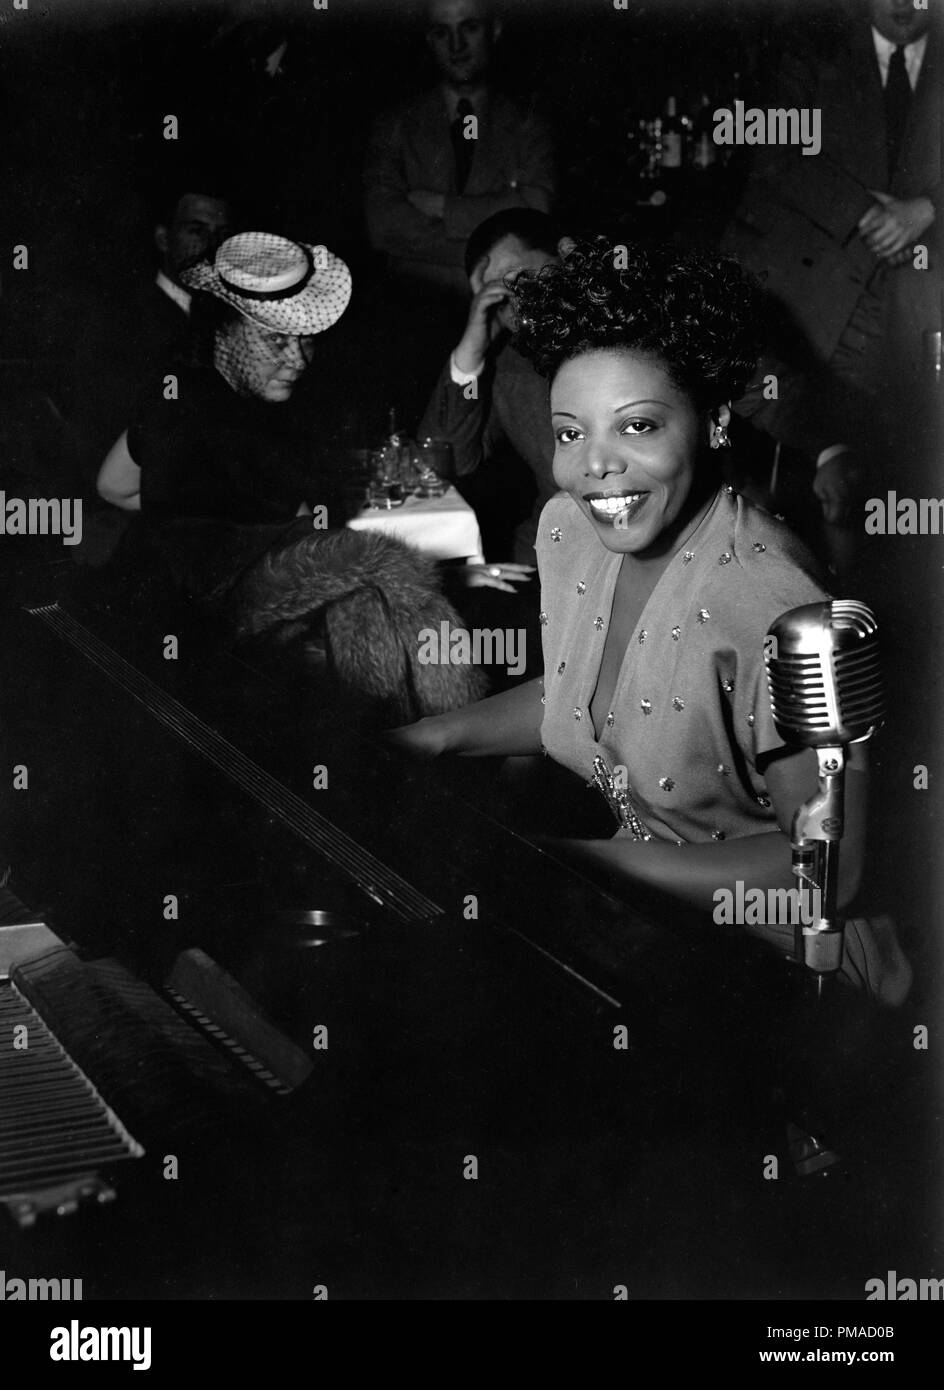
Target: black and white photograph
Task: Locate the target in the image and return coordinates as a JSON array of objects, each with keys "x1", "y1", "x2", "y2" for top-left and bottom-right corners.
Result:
[{"x1": 0, "y1": 0, "x2": 941, "y2": 1352}]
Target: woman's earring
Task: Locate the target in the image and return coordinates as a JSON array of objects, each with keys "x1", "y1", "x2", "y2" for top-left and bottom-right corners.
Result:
[{"x1": 711, "y1": 424, "x2": 731, "y2": 450}]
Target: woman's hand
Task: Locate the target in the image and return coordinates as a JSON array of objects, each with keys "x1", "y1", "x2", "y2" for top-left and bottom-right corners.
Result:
[
  {"x1": 97, "y1": 431, "x2": 142, "y2": 511},
  {"x1": 384, "y1": 717, "x2": 450, "y2": 760},
  {"x1": 461, "y1": 561, "x2": 535, "y2": 594}
]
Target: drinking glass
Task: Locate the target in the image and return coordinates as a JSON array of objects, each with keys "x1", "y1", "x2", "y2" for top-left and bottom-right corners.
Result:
[
  {"x1": 367, "y1": 445, "x2": 405, "y2": 508},
  {"x1": 414, "y1": 437, "x2": 454, "y2": 498}
]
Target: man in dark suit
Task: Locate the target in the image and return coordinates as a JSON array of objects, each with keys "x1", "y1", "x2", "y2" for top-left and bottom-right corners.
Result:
[
  {"x1": 61, "y1": 182, "x2": 234, "y2": 565},
  {"x1": 721, "y1": 0, "x2": 941, "y2": 520},
  {"x1": 363, "y1": 0, "x2": 555, "y2": 298},
  {"x1": 418, "y1": 209, "x2": 563, "y2": 564},
  {"x1": 66, "y1": 184, "x2": 235, "y2": 488}
]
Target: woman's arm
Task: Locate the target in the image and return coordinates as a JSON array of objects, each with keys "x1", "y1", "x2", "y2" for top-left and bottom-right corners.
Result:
[
  {"x1": 389, "y1": 676, "x2": 545, "y2": 758},
  {"x1": 555, "y1": 742, "x2": 869, "y2": 915},
  {"x1": 97, "y1": 431, "x2": 141, "y2": 511}
]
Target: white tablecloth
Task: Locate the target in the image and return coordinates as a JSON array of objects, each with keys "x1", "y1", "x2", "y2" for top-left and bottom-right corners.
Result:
[{"x1": 345, "y1": 485, "x2": 484, "y2": 563}]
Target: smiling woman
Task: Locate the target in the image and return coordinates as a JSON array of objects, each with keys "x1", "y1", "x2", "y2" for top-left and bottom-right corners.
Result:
[{"x1": 392, "y1": 239, "x2": 910, "y2": 1003}]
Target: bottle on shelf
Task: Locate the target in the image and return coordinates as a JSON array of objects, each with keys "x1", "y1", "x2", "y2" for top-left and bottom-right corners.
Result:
[
  {"x1": 635, "y1": 117, "x2": 667, "y2": 207},
  {"x1": 659, "y1": 96, "x2": 684, "y2": 172},
  {"x1": 692, "y1": 93, "x2": 718, "y2": 172},
  {"x1": 718, "y1": 72, "x2": 743, "y2": 165}
]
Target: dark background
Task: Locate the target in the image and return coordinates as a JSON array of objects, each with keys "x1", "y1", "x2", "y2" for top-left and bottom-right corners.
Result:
[{"x1": 0, "y1": 0, "x2": 848, "y2": 376}]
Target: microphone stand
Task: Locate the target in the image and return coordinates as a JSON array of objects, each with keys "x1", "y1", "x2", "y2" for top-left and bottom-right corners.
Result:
[{"x1": 790, "y1": 745, "x2": 846, "y2": 997}]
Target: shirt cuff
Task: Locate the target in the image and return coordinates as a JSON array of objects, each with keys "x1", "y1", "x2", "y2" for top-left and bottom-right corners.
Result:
[
  {"x1": 816, "y1": 444, "x2": 851, "y2": 470},
  {"x1": 449, "y1": 351, "x2": 485, "y2": 387}
]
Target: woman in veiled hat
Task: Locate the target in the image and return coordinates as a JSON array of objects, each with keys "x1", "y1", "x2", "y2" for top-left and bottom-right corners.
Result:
[
  {"x1": 97, "y1": 230, "x2": 351, "y2": 529},
  {"x1": 94, "y1": 231, "x2": 488, "y2": 724}
]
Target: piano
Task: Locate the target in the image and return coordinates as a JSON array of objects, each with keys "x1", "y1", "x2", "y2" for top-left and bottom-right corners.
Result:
[{"x1": 0, "y1": 570, "x2": 932, "y2": 1300}]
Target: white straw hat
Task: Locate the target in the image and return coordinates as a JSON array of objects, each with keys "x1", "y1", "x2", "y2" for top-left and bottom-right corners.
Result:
[{"x1": 181, "y1": 231, "x2": 352, "y2": 334}]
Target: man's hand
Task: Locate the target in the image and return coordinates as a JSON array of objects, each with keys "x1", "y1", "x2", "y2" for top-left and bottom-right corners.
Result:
[
  {"x1": 812, "y1": 452, "x2": 868, "y2": 526},
  {"x1": 407, "y1": 189, "x2": 445, "y2": 219},
  {"x1": 857, "y1": 192, "x2": 935, "y2": 261},
  {"x1": 453, "y1": 278, "x2": 513, "y2": 375}
]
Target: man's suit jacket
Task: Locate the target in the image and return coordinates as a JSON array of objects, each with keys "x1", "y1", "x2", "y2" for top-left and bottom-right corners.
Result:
[
  {"x1": 721, "y1": 16, "x2": 942, "y2": 371},
  {"x1": 66, "y1": 279, "x2": 191, "y2": 488},
  {"x1": 364, "y1": 87, "x2": 555, "y2": 294},
  {"x1": 418, "y1": 339, "x2": 556, "y2": 562}
]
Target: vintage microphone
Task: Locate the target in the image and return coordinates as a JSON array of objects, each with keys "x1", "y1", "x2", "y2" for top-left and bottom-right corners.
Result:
[{"x1": 764, "y1": 601, "x2": 885, "y2": 990}]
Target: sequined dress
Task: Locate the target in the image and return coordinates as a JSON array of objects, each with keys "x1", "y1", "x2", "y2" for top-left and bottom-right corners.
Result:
[{"x1": 537, "y1": 487, "x2": 830, "y2": 845}]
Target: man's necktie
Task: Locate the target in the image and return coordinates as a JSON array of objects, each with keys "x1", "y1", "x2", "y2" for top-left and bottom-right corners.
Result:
[
  {"x1": 884, "y1": 45, "x2": 911, "y2": 178},
  {"x1": 451, "y1": 98, "x2": 475, "y2": 195}
]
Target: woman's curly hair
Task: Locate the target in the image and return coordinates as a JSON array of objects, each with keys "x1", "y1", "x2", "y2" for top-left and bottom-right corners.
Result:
[{"x1": 512, "y1": 237, "x2": 765, "y2": 410}]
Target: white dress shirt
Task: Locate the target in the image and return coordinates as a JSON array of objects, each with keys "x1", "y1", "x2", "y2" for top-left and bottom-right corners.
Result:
[
  {"x1": 871, "y1": 27, "x2": 927, "y2": 90},
  {"x1": 155, "y1": 270, "x2": 191, "y2": 316},
  {"x1": 449, "y1": 350, "x2": 484, "y2": 386}
]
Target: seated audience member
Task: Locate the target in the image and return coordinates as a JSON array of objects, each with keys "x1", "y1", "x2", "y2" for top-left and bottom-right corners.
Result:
[
  {"x1": 96, "y1": 231, "x2": 486, "y2": 724},
  {"x1": 395, "y1": 240, "x2": 911, "y2": 1004},
  {"x1": 418, "y1": 209, "x2": 567, "y2": 564},
  {"x1": 68, "y1": 181, "x2": 236, "y2": 489},
  {"x1": 363, "y1": 0, "x2": 555, "y2": 298},
  {"x1": 96, "y1": 232, "x2": 344, "y2": 543}
]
